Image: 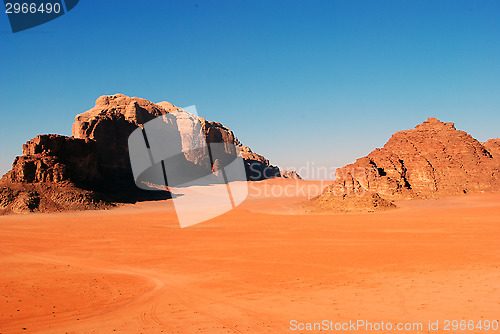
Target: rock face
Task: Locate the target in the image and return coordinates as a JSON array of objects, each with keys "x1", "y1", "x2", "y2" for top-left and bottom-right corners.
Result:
[
  {"x1": 6, "y1": 135, "x2": 96, "y2": 185},
  {"x1": 0, "y1": 94, "x2": 280, "y2": 214},
  {"x1": 309, "y1": 118, "x2": 500, "y2": 212}
]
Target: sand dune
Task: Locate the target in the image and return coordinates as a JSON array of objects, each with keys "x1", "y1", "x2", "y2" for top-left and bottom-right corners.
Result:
[{"x1": 1, "y1": 180, "x2": 499, "y2": 333}]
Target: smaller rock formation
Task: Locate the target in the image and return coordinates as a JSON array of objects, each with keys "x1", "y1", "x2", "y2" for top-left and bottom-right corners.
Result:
[{"x1": 308, "y1": 189, "x2": 396, "y2": 213}]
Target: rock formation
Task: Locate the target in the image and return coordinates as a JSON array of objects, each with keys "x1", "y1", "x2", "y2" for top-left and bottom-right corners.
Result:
[
  {"x1": 308, "y1": 190, "x2": 396, "y2": 213},
  {"x1": 0, "y1": 94, "x2": 280, "y2": 214},
  {"x1": 309, "y1": 117, "x2": 500, "y2": 212},
  {"x1": 484, "y1": 138, "x2": 500, "y2": 160}
]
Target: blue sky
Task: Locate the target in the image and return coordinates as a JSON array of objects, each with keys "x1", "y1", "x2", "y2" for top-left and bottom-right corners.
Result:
[{"x1": 1, "y1": 0, "x2": 499, "y2": 179}]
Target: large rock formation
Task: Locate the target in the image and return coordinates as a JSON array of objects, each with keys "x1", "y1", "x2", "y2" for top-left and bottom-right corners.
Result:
[
  {"x1": 309, "y1": 117, "x2": 500, "y2": 212},
  {"x1": 0, "y1": 94, "x2": 280, "y2": 214},
  {"x1": 71, "y1": 94, "x2": 278, "y2": 182}
]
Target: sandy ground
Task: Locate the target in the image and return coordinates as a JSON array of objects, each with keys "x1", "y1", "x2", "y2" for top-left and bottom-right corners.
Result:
[{"x1": 0, "y1": 179, "x2": 499, "y2": 333}]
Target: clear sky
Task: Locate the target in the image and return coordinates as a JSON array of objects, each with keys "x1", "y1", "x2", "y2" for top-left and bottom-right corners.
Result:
[{"x1": 1, "y1": 0, "x2": 499, "y2": 179}]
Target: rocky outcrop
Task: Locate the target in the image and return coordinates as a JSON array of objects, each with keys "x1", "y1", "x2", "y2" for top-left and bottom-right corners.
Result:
[
  {"x1": 309, "y1": 117, "x2": 500, "y2": 212},
  {"x1": 280, "y1": 170, "x2": 302, "y2": 180},
  {"x1": 5, "y1": 135, "x2": 96, "y2": 185},
  {"x1": 308, "y1": 190, "x2": 396, "y2": 213},
  {"x1": 0, "y1": 94, "x2": 280, "y2": 214},
  {"x1": 484, "y1": 138, "x2": 500, "y2": 160},
  {"x1": 0, "y1": 182, "x2": 109, "y2": 214},
  {"x1": 236, "y1": 145, "x2": 280, "y2": 180},
  {"x1": 0, "y1": 134, "x2": 114, "y2": 213}
]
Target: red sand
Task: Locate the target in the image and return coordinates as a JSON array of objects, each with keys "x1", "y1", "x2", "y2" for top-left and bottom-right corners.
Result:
[{"x1": 0, "y1": 180, "x2": 499, "y2": 333}]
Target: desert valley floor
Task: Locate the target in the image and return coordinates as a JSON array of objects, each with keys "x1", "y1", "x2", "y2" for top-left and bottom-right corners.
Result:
[{"x1": 0, "y1": 179, "x2": 499, "y2": 333}]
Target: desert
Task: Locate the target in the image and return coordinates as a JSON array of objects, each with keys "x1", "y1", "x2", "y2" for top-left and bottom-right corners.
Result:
[
  {"x1": 2, "y1": 2, "x2": 499, "y2": 332},
  {"x1": 1, "y1": 179, "x2": 500, "y2": 333}
]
